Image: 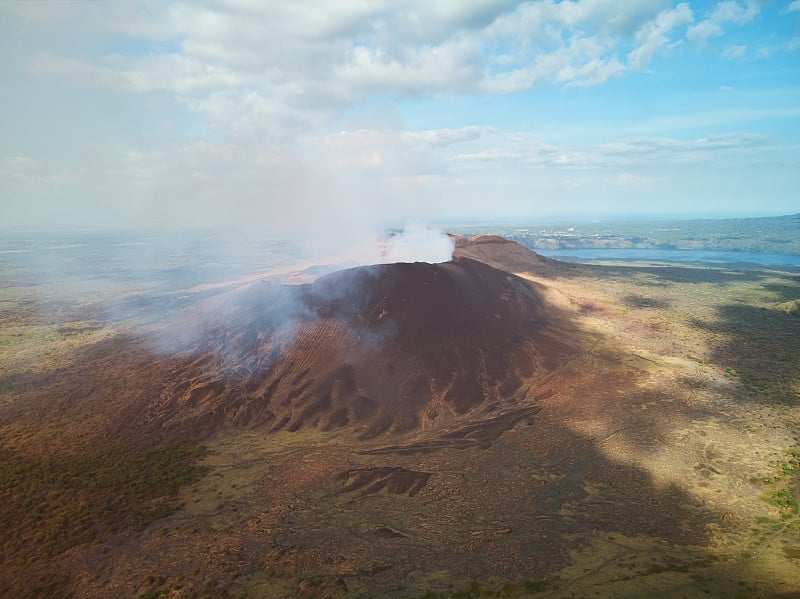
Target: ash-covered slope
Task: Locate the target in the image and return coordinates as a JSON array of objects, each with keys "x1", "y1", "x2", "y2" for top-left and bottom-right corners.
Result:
[
  {"x1": 149, "y1": 256, "x2": 563, "y2": 439},
  {"x1": 452, "y1": 234, "x2": 556, "y2": 273}
]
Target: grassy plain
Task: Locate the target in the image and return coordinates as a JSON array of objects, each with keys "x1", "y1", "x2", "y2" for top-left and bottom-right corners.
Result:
[{"x1": 514, "y1": 258, "x2": 800, "y2": 598}]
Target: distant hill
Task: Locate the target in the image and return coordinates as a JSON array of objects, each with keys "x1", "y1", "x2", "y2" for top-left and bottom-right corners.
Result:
[
  {"x1": 449, "y1": 213, "x2": 800, "y2": 255},
  {"x1": 451, "y1": 234, "x2": 557, "y2": 273}
]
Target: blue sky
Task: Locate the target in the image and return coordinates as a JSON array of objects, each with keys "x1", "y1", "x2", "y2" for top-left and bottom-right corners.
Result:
[{"x1": 1, "y1": 1, "x2": 799, "y2": 233}]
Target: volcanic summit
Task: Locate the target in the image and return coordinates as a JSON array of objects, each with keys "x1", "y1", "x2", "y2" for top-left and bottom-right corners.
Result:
[{"x1": 150, "y1": 254, "x2": 568, "y2": 441}]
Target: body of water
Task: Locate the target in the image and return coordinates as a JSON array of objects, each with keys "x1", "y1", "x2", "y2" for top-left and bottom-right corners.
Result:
[{"x1": 534, "y1": 247, "x2": 800, "y2": 266}]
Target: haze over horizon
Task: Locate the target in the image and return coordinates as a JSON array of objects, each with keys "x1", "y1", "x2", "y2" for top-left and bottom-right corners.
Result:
[{"x1": 1, "y1": 1, "x2": 799, "y2": 234}]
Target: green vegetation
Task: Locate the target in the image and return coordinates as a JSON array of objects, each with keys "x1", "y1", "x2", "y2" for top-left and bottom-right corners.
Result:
[
  {"x1": 687, "y1": 354, "x2": 712, "y2": 366},
  {"x1": 644, "y1": 560, "x2": 692, "y2": 575},
  {"x1": 752, "y1": 447, "x2": 800, "y2": 531},
  {"x1": 764, "y1": 489, "x2": 798, "y2": 512},
  {"x1": 0, "y1": 441, "x2": 208, "y2": 560}
]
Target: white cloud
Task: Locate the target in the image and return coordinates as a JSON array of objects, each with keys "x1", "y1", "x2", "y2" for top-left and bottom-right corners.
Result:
[
  {"x1": 2, "y1": 1, "x2": 795, "y2": 228},
  {"x1": 610, "y1": 172, "x2": 655, "y2": 192},
  {"x1": 9, "y1": 1, "x2": 710, "y2": 136},
  {"x1": 1, "y1": 155, "x2": 40, "y2": 181},
  {"x1": 454, "y1": 142, "x2": 590, "y2": 168},
  {"x1": 322, "y1": 126, "x2": 481, "y2": 175},
  {"x1": 4, "y1": 155, "x2": 39, "y2": 170},
  {"x1": 453, "y1": 148, "x2": 525, "y2": 162},
  {"x1": 30, "y1": 51, "x2": 247, "y2": 94},
  {"x1": 687, "y1": 1, "x2": 760, "y2": 50},
  {"x1": 413, "y1": 126, "x2": 482, "y2": 147},
  {"x1": 482, "y1": 33, "x2": 626, "y2": 92},
  {"x1": 334, "y1": 37, "x2": 483, "y2": 96},
  {"x1": 582, "y1": 0, "x2": 673, "y2": 34},
  {"x1": 755, "y1": 46, "x2": 774, "y2": 58},
  {"x1": 628, "y1": 3, "x2": 693, "y2": 70},
  {"x1": 786, "y1": 1, "x2": 800, "y2": 14},
  {"x1": 712, "y1": 1, "x2": 760, "y2": 24},
  {"x1": 722, "y1": 44, "x2": 747, "y2": 60},
  {"x1": 687, "y1": 20, "x2": 723, "y2": 44},
  {"x1": 600, "y1": 133, "x2": 767, "y2": 161}
]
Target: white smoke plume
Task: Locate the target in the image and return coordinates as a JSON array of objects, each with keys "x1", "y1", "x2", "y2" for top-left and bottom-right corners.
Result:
[{"x1": 379, "y1": 222, "x2": 454, "y2": 264}]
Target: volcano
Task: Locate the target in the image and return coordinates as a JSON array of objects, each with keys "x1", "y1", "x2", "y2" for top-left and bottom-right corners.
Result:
[{"x1": 149, "y1": 255, "x2": 569, "y2": 441}]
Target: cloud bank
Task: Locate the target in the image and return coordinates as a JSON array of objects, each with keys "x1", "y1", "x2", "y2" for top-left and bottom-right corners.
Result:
[{"x1": 0, "y1": 0, "x2": 798, "y2": 231}]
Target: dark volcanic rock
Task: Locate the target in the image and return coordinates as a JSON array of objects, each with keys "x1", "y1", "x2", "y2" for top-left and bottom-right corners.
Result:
[{"x1": 149, "y1": 257, "x2": 562, "y2": 439}]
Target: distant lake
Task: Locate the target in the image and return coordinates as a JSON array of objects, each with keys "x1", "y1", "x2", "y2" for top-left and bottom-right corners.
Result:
[{"x1": 535, "y1": 248, "x2": 800, "y2": 266}]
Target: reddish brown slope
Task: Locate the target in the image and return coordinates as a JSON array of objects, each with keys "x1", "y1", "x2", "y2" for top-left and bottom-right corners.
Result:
[
  {"x1": 452, "y1": 234, "x2": 556, "y2": 273},
  {"x1": 148, "y1": 256, "x2": 568, "y2": 440}
]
